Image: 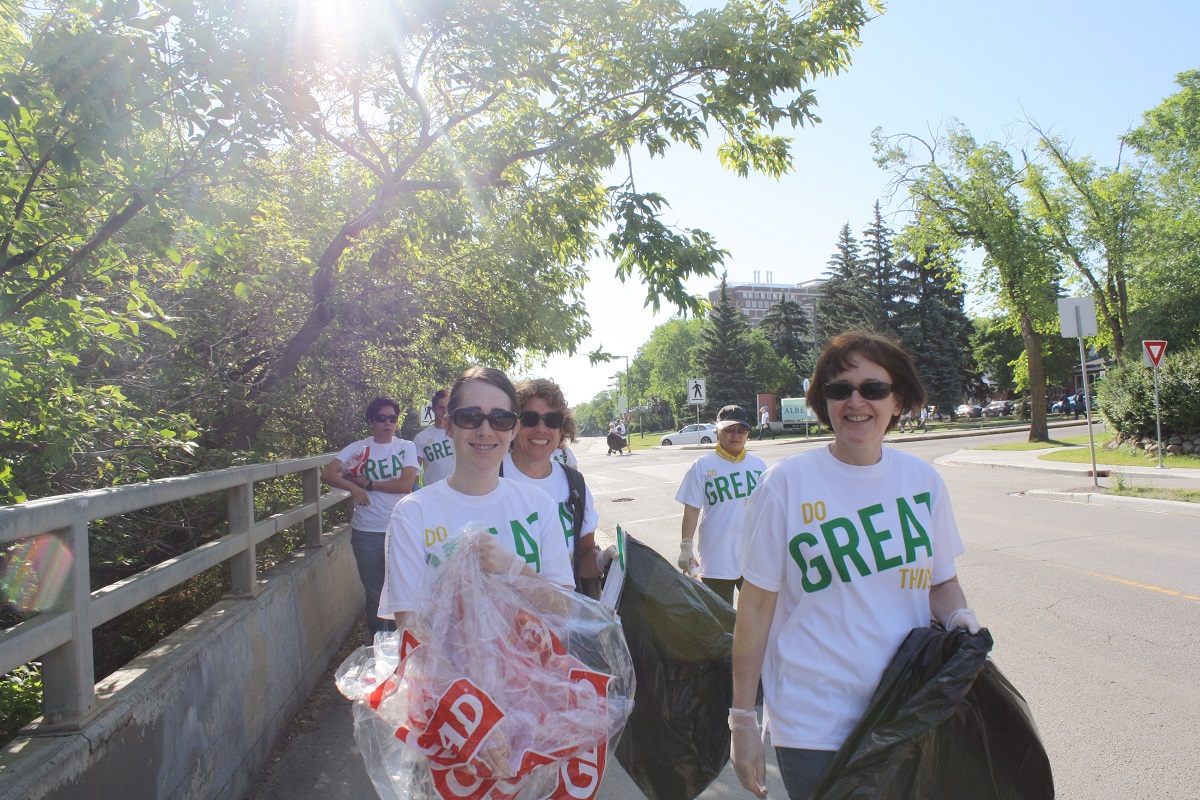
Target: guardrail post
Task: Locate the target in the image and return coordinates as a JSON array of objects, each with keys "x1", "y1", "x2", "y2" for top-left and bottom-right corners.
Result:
[
  {"x1": 228, "y1": 482, "x2": 256, "y2": 597},
  {"x1": 302, "y1": 467, "x2": 322, "y2": 548},
  {"x1": 40, "y1": 517, "x2": 96, "y2": 727}
]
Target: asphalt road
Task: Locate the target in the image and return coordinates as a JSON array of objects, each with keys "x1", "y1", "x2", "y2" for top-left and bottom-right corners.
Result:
[{"x1": 251, "y1": 429, "x2": 1200, "y2": 799}]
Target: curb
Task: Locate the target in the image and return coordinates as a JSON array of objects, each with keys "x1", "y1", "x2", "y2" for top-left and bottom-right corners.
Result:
[
  {"x1": 1025, "y1": 489, "x2": 1200, "y2": 518},
  {"x1": 937, "y1": 456, "x2": 1110, "y2": 479}
]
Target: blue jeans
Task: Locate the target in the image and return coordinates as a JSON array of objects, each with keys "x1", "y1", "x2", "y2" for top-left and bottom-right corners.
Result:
[
  {"x1": 350, "y1": 528, "x2": 395, "y2": 636},
  {"x1": 775, "y1": 747, "x2": 837, "y2": 800}
]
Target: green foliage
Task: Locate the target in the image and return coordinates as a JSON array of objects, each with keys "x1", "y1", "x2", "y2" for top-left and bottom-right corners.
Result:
[
  {"x1": 817, "y1": 223, "x2": 874, "y2": 343},
  {"x1": 759, "y1": 296, "x2": 811, "y2": 391},
  {"x1": 631, "y1": 317, "x2": 703, "y2": 422},
  {"x1": 693, "y1": 276, "x2": 757, "y2": 413},
  {"x1": 1096, "y1": 345, "x2": 1200, "y2": 438},
  {"x1": 0, "y1": 663, "x2": 41, "y2": 742}
]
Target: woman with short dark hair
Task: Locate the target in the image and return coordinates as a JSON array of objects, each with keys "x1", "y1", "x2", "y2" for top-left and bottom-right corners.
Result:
[{"x1": 731, "y1": 331, "x2": 983, "y2": 799}]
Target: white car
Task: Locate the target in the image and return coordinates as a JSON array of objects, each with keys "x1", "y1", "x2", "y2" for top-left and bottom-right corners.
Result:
[{"x1": 660, "y1": 423, "x2": 717, "y2": 446}]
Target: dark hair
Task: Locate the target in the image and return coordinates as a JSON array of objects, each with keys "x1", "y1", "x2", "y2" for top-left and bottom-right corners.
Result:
[
  {"x1": 364, "y1": 396, "x2": 400, "y2": 421},
  {"x1": 448, "y1": 367, "x2": 519, "y2": 415},
  {"x1": 430, "y1": 389, "x2": 449, "y2": 407},
  {"x1": 806, "y1": 331, "x2": 926, "y2": 432},
  {"x1": 515, "y1": 378, "x2": 578, "y2": 444}
]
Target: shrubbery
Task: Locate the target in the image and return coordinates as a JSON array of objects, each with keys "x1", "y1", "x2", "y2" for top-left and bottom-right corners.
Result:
[{"x1": 1096, "y1": 345, "x2": 1200, "y2": 438}]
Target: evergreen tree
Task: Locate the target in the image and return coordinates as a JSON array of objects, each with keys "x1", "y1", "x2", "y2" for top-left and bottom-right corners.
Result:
[
  {"x1": 816, "y1": 223, "x2": 874, "y2": 344},
  {"x1": 894, "y1": 246, "x2": 973, "y2": 414},
  {"x1": 861, "y1": 201, "x2": 907, "y2": 336},
  {"x1": 694, "y1": 275, "x2": 757, "y2": 414},
  {"x1": 760, "y1": 294, "x2": 812, "y2": 391}
]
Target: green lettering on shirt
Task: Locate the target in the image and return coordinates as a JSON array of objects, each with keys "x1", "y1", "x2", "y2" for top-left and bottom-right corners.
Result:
[
  {"x1": 704, "y1": 482, "x2": 719, "y2": 505},
  {"x1": 557, "y1": 502, "x2": 574, "y2": 545},
  {"x1": 509, "y1": 512, "x2": 542, "y2": 573},
  {"x1": 730, "y1": 471, "x2": 745, "y2": 498},
  {"x1": 714, "y1": 476, "x2": 733, "y2": 502},
  {"x1": 820, "y1": 518, "x2": 872, "y2": 583},
  {"x1": 789, "y1": 531, "x2": 832, "y2": 593},
  {"x1": 897, "y1": 497, "x2": 933, "y2": 562},
  {"x1": 859, "y1": 503, "x2": 902, "y2": 572}
]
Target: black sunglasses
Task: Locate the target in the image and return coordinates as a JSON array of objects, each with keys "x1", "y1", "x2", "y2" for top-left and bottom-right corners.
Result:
[
  {"x1": 519, "y1": 410, "x2": 565, "y2": 430},
  {"x1": 450, "y1": 407, "x2": 520, "y2": 432},
  {"x1": 371, "y1": 413, "x2": 399, "y2": 423},
  {"x1": 824, "y1": 381, "x2": 894, "y2": 401}
]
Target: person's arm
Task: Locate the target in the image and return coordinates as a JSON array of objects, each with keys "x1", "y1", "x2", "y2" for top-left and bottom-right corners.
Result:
[
  {"x1": 930, "y1": 575, "x2": 981, "y2": 633},
  {"x1": 371, "y1": 465, "x2": 418, "y2": 495},
  {"x1": 321, "y1": 458, "x2": 370, "y2": 505},
  {"x1": 678, "y1": 504, "x2": 700, "y2": 570},
  {"x1": 731, "y1": 581, "x2": 777, "y2": 799}
]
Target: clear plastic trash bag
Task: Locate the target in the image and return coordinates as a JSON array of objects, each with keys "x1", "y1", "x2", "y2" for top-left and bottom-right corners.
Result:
[{"x1": 336, "y1": 527, "x2": 635, "y2": 800}]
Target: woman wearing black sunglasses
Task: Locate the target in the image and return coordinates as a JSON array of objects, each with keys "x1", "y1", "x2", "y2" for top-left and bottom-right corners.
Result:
[
  {"x1": 504, "y1": 379, "x2": 613, "y2": 595},
  {"x1": 730, "y1": 331, "x2": 984, "y2": 800},
  {"x1": 378, "y1": 367, "x2": 574, "y2": 631},
  {"x1": 321, "y1": 396, "x2": 420, "y2": 639}
]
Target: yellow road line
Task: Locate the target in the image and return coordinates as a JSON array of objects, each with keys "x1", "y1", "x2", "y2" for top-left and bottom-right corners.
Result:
[{"x1": 1003, "y1": 551, "x2": 1200, "y2": 601}]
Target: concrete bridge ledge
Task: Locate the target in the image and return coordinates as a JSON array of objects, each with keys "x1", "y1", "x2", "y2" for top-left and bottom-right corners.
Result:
[{"x1": 0, "y1": 526, "x2": 360, "y2": 800}]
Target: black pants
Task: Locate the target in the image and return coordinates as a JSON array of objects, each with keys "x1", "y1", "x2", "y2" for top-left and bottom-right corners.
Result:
[{"x1": 701, "y1": 576, "x2": 743, "y2": 606}]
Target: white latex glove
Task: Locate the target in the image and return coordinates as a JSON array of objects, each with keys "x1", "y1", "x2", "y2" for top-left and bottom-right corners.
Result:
[
  {"x1": 677, "y1": 539, "x2": 695, "y2": 572},
  {"x1": 472, "y1": 535, "x2": 526, "y2": 576},
  {"x1": 595, "y1": 545, "x2": 618, "y2": 573},
  {"x1": 946, "y1": 607, "x2": 982, "y2": 634},
  {"x1": 729, "y1": 708, "x2": 767, "y2": 798}
]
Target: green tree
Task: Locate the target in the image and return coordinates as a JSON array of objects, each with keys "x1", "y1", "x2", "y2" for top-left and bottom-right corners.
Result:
[
  {"x1": 876, "y1": 122, "x2": 1064, "y2": 441},
  {"x1": 693, "y1": 275, "x2": 756, "y2": 413},
  {"x1": 817, "y1": 223, "x2": 874, "y2": 344},
  {"x1": 759, "y1": 294, "x2": 811, "y2": 389},
  {"x1": 631, "y1": 317, "x2": 703, "y2": 425},
  {"x1": 222, "y1": 0, "x2": 878, "y2": 445},
  {"x1": 861, "y1": 200, "x2": 906, "y2": 336},
  {"x1": 1125, "y1": 69, "x2": 1200, "y2": 348},
  {"x1": 893, "y1": 246, "x2": 972, "y2": 413},
  {"x1": 1024, "y1": 125, "x2": 1145, "y2": 360}
]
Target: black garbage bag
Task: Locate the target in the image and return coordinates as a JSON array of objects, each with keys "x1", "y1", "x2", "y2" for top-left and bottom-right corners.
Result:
[
  {"x1": 811, "y1": 626, "x2": 1054, "y2": 800},
  {"x1": 614, "y1": 535, "x2": 736, "y2": 800}
]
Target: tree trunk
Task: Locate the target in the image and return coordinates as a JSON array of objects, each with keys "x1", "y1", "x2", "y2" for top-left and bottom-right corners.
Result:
[{"x1": 1019, "y1": 312, "x2": 1050, "y2": 442}]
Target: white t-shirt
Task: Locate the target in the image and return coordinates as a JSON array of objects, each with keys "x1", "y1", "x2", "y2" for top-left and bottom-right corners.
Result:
[
  {"x1": 615, "y1": 422, "x2": 626, "y2": 437},
  {"x1": 412, "y1": 425, "x2": 455, "y2": 485},
  {"x1": 502, "y1": 453, "x2": 598, "y2": 549},
  {"x1": 741, "y1": 445, "x2": 965, "y2": 751},
  {"x1": 334, "y1": 437, "x2": 420, "y2": 532},
  {"x1": 551, "y1": 446, "x2": 578, "y2": 469},
  {"x1": 675, "y1": 451, "x2": 767, "y2": 579},
  {"x1": 378, "y1": 478, "x2": 574, "y2": 616},
  {"x1": 760, "y1": 409, "x2": 770, "y2": 426}
]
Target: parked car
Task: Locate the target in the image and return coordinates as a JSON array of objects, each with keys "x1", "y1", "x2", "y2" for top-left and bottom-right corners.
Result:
[
  {"x1": 955, "y1": 404, "x2": 982, "y2": 419},
  {"x1": 660, "y1": 423, "x2": 716, "y2": 446},
  {"x1": 981, "y1": 400, "x2": 1013, "y2": 417}
]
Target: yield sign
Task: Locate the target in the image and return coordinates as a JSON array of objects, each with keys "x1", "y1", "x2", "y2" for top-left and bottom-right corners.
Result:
[{"x1": 1142, "y1": 340, "x2": 1167, "y2": 368}]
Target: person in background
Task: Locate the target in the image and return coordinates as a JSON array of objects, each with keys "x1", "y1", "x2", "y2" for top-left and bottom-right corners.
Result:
[
  {"x1": 676, "y1": 405, "x2": 767, "y2": 606},
  {"x1": 379, "y1": 367, "x2": 574, "y2": 631},
  {"x1": 730, "y1": 332, "x2": 983, "y2": 800},
  {"x1": 504, "y1": 378, "x2": 613, "y2": 594},
  {"x1": 552, "y1": 443, "x2": 578, "y2": 468},
  {"x1": 413, "y1": 389, "x2": 454, "y2": 486},
  {"x1": 757, "y1": 404, "x2": 775, "y2": 440},
  {"x1": 321, "y1": 397, "x2": 420, "y2": 639}
]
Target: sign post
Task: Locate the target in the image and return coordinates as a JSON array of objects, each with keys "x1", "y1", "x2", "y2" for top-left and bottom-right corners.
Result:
[
  {"x1": 1057, "y1": 297, "x2": 1099, "y2": 486},
  {"x1": 687, "y1": 379, "x2": 706, "y2": 424},
  {"x1": 1142, "y1": 340, "x2": 1168, "y2": 469}
]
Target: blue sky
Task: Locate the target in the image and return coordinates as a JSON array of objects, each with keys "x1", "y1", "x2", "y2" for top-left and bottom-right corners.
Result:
[{"x1": 529, "y1": 1, "x2": 1200, "y2": 407}]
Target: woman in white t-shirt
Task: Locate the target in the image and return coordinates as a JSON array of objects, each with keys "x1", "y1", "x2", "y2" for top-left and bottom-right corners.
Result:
[
  {"x1": 503, "y1": 378, "x2": 613, "y2": 594},
  {"x1": 730, "y1": 332, "x2": 984, "y2": 800},
  {"x1": 321, "y1": 397, "x2": 419, "y2": 637},
  {"x1": 379, "y1": 368, "x2": 574, "y2": 629}
]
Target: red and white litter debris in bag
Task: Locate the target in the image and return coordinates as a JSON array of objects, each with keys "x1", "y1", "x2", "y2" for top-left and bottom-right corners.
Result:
[
  {"x1": 336, "y1": 527, "x2": 635, "y2": 800},
  {"x1": 340, "y1": 445, "x2": 371, "y2": 478}
]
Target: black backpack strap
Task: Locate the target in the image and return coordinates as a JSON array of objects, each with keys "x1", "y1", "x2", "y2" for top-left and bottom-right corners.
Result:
[{"x1": 561, "y1": 464, "x2": 599, "y2": 597}]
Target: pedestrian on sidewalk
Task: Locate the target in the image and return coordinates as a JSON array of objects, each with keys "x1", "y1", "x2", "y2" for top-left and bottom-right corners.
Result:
[
  {"x1": 321, "y1": 397, "x2": 420, "y2": 639},
  {"x1": 730, "y1": 331, "x2": 983, "y2": 800},
  {"x1": 675, "y1": 405, "x2": 766, "y2": 607},
  {"x1": 757, "y1": 405, "x2": 775, "y2": 440}
]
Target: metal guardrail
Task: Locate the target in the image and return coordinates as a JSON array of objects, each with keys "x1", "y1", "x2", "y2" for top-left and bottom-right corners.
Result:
[{"x1": 0, "y1": 453, "x2": 345, "y2": 730}]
